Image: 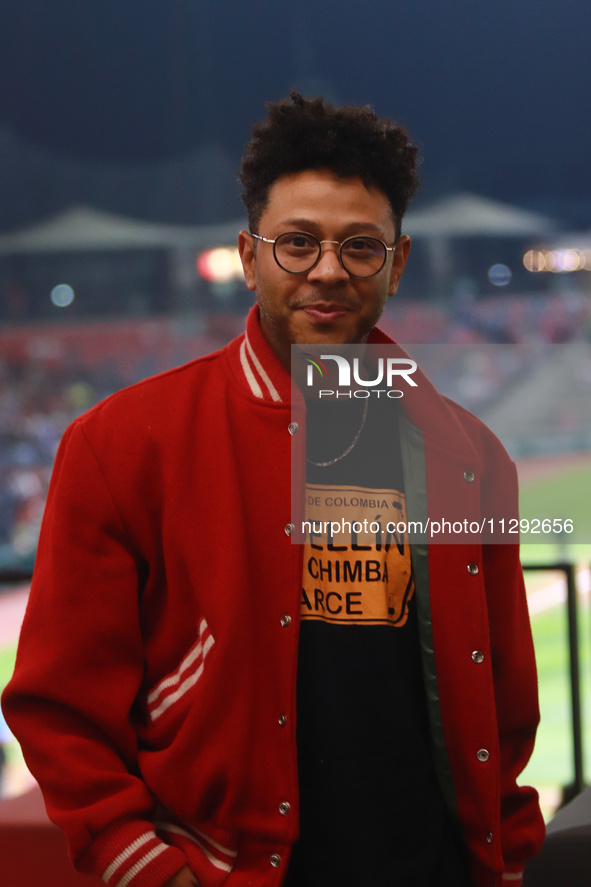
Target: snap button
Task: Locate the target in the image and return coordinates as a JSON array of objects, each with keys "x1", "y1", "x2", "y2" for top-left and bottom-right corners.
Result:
[
  {"x1": 477, "y1": 748, "x2": 490, "y2": 762},
  {"x1": 472, "y1": 651, "x2": 485, "y2": 664},
  {"x1": 280, "y1": 615, "x2": 292, "y2": 628},
  {"x1": 284, "y1": 523, "x2": 295, "y2": 536},
  {"x1": 270, "y1": 853, "x2": 282, "y2": 868},
  {"x1": 278, "y1": 714, "x2": 287, "y2": 727},
  {"x1": 279, "y1": 802, "x2": 291, "y2": 815},
  {"x1": 486, "y1": 832, "x2": 493, "y2": 844},
  {"x1": 464, "y1": 470, "x2": 475, "y2": 483},
  {"x1": 288, "y1": 422, "x2": 299, "y2": 435},
  {"x1": 467, "y1": 563, "x2": 479, "y2": 575}
]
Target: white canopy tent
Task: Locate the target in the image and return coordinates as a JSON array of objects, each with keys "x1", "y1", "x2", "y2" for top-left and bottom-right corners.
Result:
[
  {"x1": 404, "y1": 192, "x2": 559, "y2": 238},
  {"x1": 0, "y1": 207, "x2": 244, "y2": 254}
]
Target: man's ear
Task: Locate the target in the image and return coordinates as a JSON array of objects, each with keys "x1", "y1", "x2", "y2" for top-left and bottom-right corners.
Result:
[
  {"x1": 238, "y1": 230, "x2": 257, "y2": 292},
  {"x1": 388, "y1": 235, "x2": 411, "y2": 297}
]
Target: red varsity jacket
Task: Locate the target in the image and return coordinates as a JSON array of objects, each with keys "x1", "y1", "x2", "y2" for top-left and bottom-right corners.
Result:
[{"x1": 2, "y1": 306, "x2": 544, "y2": 887}]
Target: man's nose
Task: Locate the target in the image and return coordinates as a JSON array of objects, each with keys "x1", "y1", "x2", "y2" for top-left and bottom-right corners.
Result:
[{"x1": 307, "y1": 242, "x2": 349, "y2": 283}]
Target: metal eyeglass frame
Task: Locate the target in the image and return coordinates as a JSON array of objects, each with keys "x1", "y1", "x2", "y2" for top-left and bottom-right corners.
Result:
[{"x1": 250, "y1": 231, "x2": 397, "y2": 279}]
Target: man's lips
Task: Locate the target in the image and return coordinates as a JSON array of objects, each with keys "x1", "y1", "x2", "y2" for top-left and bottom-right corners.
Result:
[{"x1": 298, "y1": 302, "x2": 354, "y2": 322}]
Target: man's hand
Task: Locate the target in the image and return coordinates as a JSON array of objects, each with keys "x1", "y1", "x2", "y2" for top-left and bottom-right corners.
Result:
[{"x1": 163, "y1": 864, "x2": 200, "y2": 887}]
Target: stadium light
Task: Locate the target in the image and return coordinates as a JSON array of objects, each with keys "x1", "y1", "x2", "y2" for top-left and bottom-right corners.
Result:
[
  {"x1": 50, "y1": 284, "x2": 75, "y2": 307},
  {"x1": 196, "y1": 247, "x2": 244, "y2": 283},
  {"x1": 523, "y1": 248, "x2": 591, "y2": 273}
]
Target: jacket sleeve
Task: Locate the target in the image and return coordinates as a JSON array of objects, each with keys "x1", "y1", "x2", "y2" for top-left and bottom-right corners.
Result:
[
  {"x1": 1, "y1": 421, "x2": 188, "y2": 887},
  {"x1": 483, "y1": 459, "x2": 545, "y2": 884}
]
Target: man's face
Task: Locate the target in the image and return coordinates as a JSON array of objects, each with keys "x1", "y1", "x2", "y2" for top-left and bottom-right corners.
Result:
[{"x1": 238, "y1": 169, "x2": 411, "y2": 370}]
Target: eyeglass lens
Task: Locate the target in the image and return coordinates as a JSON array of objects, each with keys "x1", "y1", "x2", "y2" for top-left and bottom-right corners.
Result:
[{"x1": 274, "y1": 232, "x2": 387, "y2": 277}]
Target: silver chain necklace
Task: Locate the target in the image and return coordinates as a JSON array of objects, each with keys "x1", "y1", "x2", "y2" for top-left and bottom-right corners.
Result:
[{"x1": 306, "y1": 399, "x2": 369, "y2": 467}]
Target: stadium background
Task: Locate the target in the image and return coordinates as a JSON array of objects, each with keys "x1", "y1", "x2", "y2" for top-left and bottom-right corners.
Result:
[{"x1": 1, "y1": 0, "x2": 591, "y2": 834}]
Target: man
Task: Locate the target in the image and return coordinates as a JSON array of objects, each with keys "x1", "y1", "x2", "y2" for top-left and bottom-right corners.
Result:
[{"x1": 2, "y1": 93, "x2": 543, "y2": 887}]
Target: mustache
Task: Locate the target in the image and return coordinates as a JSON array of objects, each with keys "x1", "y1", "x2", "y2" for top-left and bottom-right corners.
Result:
[{"x1": 290, "y1": 295, "x2": 360, "y2": 311}]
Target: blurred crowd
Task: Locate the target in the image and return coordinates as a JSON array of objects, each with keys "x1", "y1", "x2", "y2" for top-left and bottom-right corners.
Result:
[{"x1": 0, "y1": 359, "x2": 103, "y2": 569}]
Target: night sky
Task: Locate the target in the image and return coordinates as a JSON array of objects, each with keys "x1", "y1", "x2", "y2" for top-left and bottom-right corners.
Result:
[{"x1": 1, "y1": 0, "x2": 590, "y2": 230}]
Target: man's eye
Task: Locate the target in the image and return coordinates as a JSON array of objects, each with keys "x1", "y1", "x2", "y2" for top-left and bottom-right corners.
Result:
[
  {"x1": 281, "y1": 233, "x2": 317, "y2": 249},
  {"x1": 346, "y1": 237, "x2": 378, "y2": 254}
]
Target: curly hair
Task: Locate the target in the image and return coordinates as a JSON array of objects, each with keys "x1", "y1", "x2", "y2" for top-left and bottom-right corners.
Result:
[{"x1": 239, "y1": 92, "x2": 420, "y2": 240}]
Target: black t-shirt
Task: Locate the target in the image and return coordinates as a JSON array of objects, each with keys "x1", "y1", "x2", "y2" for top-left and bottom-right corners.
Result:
[{"x1": 285, "y1": 397, "x2": 470, "y2": 887}]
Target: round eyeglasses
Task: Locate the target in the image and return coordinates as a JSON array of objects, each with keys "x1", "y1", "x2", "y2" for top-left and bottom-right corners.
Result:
[{"x1": 250, "y1": 230, "x2": 397, "y2": 279}]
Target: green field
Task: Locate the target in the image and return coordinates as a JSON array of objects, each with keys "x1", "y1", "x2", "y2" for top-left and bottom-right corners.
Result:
[
  {"x1": 516, "y1": 460, "x2": 591, "y2": 816},
  {"x1": 518, "y1": 460, "x2": 591, "y2": 550},
  {"x1": 0, "y1": 645, "x2": 18, "y2": 767},
  {"x1": 0, "y1": 645, "x2": 16, "y2": 693},
  {"x1": 520, "y1": 598, "x2": 591, "y2": 787}
]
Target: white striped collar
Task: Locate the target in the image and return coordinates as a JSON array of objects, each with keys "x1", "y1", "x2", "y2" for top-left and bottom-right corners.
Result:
[
  {"x1": 236, "y1": 306, "x2": 289, "y2": 402},
  {"x1": 239, "y1": 334, "x2": 282, "y2": 402}
]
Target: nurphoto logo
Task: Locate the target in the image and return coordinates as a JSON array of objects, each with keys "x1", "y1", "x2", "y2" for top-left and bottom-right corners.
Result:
[{"x1": 302, "y1": 349, "x2": 418, "y2": 399}]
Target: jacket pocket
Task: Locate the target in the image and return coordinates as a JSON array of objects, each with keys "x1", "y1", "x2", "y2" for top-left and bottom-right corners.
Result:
[{"x1": 146, "y1": 618, "x2": 215, "y2": 722}]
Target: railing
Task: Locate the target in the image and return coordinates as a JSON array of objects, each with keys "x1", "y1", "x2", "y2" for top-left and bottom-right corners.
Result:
[
  {"x1": 523, "y1": 562, "x2": 586, "y2": 804},
  {"x1": 0, "y1": 570, "x2": 34, "y2": 585}
]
